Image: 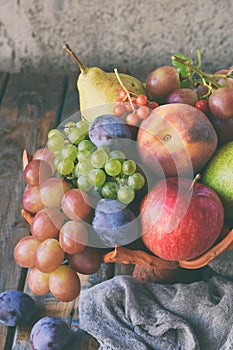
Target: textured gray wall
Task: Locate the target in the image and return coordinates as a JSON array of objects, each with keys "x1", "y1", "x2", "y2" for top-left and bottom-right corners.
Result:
[{"x1": 0, "y1": 0, "x2": 232, "y2": 77}]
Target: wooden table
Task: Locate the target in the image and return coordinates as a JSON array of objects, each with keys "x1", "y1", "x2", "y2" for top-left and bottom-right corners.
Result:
[{"x1": 0, "y1": 71, "x2": 133, "y2": 350}]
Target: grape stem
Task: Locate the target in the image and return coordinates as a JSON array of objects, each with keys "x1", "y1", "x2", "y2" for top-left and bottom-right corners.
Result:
[
  {"x1": 114, "y1": 68, "x2": 136, "y2": 113},
  {"x1": 172, "y1": 55, "x2": 222, "y2": 90},
  {"x1": 196, "y1": 48, "x2": 202, "y2": 69}
]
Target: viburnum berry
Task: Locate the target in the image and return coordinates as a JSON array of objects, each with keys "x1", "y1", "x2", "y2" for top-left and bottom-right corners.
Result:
[
  {"x1": 136, "y1": 94, "x2": 148, "y2": 106},
  {"x1": 195, "y1": 99, "x2": 209, "y2": 114}
]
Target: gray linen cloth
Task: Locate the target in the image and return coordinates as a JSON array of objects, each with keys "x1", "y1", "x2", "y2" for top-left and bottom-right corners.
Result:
[{"x1": 79, "y1": 254, "x2": 233, "y2": 350}]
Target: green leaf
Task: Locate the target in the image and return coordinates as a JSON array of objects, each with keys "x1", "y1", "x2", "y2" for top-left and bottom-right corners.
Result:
[{"x1": 172, "y1": 53, "x2": 193, "y2": 78}]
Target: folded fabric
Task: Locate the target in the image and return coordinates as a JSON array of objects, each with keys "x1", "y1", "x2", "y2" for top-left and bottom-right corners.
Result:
[
  {"x1": 209, "y1": 251, "x2": 233, "y2": 279},
  {"x1": 79, "y1": 274, "x2": 233, "y2": 350}
]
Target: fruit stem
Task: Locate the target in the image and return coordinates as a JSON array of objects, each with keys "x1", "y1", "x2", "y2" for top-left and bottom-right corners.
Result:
[
  {"x1": 114, "y1": 68, "x2": 136, "y2": 113},
  {"x1": 189, "y1": 173, "x2": 201, "y2": 191},
  {"x1": 172, "y1": 55, "x2": 222, "y2": 90},
  {"x1": 63, "y1": 43, "x2": 87, "y2": 74},
  {"x1": 196, "y1": 48, "x2": 202, "y2": 69}
]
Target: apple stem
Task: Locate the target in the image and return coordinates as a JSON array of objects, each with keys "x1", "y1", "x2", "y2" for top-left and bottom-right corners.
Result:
[
  {"x1": 114, "y1": 68, "x2": 136, "y2": 113},
  {"x1": 189, "y1": 173, "x2": 201, "y2": 191},
  {"x1": 63, "y1": 43, "x2": 87, "y2": 74}
]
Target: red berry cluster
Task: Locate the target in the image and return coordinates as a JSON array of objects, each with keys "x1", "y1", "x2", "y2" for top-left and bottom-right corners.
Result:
[{"x1": 113, "y1": 90, "x2": 159, "y2": 126}]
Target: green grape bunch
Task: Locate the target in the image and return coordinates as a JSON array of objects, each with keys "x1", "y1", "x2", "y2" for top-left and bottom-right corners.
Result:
[{"x1": 46, "y1": 118, "x2": 146, "y2": 206}]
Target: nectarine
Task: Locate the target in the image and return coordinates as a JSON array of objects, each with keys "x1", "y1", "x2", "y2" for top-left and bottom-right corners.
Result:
[{"x1": 137, "y1": 103, "x2": 217, "y2": 177}]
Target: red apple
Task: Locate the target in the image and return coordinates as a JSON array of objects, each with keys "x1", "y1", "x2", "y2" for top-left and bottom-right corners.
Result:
[{"x1": 140, "y1": 177, "x2": 224, "y2": 261}]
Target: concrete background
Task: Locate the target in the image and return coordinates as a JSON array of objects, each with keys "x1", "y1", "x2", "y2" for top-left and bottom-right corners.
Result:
[{"x1": 0, "y1": 0, "x2": 232, "y2": 78}]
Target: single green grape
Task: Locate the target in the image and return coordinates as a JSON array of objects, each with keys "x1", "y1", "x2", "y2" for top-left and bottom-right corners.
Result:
[
  {"x1": 78, "y1": 140, "x2": 94, "y2": 152},
  {"x1": 109, "y1": 150, "x2": 126, "y2": 162},
  {"x1": 77, "y1": 149, "x2": 92, "y2": 161},
  {"x1": 117, "y1": 186, "x2": 135, "y2": 205},
  {"x1": 63, "y1": 121, "x2": 76, "y2": 136},
  {"x1": 122, "y1": 160, "x2": 136, "y2": 175},
  {"x1": 68, "y1": 127, "x2": 85, "y2": 145},
  {"x1": 60, "y1": 144, "x2": 78, "y2": 161},
  {"x1": 104, "y1": 159, "x2": 122, "y2": 176},
  {"x1": 47, "y1": 135, "x2": 65, "y2": 153},
  {"x1": 128, "y1": 172, "x2": 145, "y2": 190},
  {"x1": 101, "y1": 182, "x2": 117, "y2": 199},
  {"x1": 56, "y1": 158, "x2": 74, "y2": 175},
  {"x1": 98, "y1": 145, "x2": 111, "y2": 154},
  {"x1": 48, "y1": 129, "x2": 62, "y2": 139},
  {"x1": 91, "y1": 149, "x2": 109, "y2": 168},
  {"x1": 76, "y1": 120, "x2": 89, "y2": 136},
  {"x1": 77, "y1": 175, "x2": 92, "y2": 191},
  {"x1": 76, "y1": 159, "x2": 93, "y2": 176},
  {"x1": 54, "y1": 156, "x2": 62, "y2": 170},
  {"x1": 74, "y1": 163, "x2": 79, "y2": 177},
  {"x1": 88, "y1": 169, "x2": 106, "y2": 186}
]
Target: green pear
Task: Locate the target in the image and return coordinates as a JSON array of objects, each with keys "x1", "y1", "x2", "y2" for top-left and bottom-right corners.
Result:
[
  {"x1": 64, "y1": 44, "x2": 146, "y2": 123},
  {"x1": 202, "y1": 140, "x2": 233, "y2": 219}
]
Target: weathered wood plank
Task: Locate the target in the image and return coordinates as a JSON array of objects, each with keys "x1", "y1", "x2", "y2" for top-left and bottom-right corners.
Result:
[
  {"x1": 60, "y1": 72, "x2": 79, "y2": 121},
  {"x1": 0, "y1": 72, "x2": 13, "y2": 350},
  {"x1": 0, "y1": 72, "x2": 8, "y2": 102},
  {"x1": 0, "y1": 72, "x2": 66, "y2": 350}
]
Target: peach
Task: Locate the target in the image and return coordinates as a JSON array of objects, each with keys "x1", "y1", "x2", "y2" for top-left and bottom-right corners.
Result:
[{"x1": 137, "y1": 103, "x2": 217, "y2": 177}]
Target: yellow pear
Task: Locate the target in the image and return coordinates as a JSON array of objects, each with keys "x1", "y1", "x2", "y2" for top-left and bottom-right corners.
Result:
[{"x1": 64, "y1": 44, "x2": 146, "y2": 123}]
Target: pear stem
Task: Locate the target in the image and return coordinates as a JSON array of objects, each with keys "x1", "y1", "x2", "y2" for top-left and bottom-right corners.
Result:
[
  {"x1": 114, "y1": 68, "x2": 136, "y2": 113},
  {"x1": 189, "y1": 173, "x2": 201, "y2": 192},
  {"x1": 63, "y1": 43, "x2": 87, "y2": 74}
]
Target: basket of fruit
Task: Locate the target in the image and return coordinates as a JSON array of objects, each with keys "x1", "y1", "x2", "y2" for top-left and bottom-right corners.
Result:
[{"x1": 14, "y1": 45, "x2": 233, "y2": 301}]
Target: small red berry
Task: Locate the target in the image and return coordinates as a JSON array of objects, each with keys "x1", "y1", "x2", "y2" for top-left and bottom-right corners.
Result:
[
  {"x1": 116, "y1": 97, "x2": 123, "y2": 103},
  {"x1": 137, "y1": 106, "x2": 150, "y2": 120},
  {"x1": 125, "y1": 112, "x2": 139, "y2": 126},
  {"x1": 119, "y1": 90, "x2": 127, "y2": 100},
  {"x1": 147, "y1": 101, "x2": 159, "y2": 110},
  {"x1": 136, "y1": 94, "x2": 148, "y2": 106},
  {"x1": 124, "y1": 101, "x2": 135, "y2": 112},
  {"x1": 195, "y1": 99, "x2": 209, "y2": 114}
]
